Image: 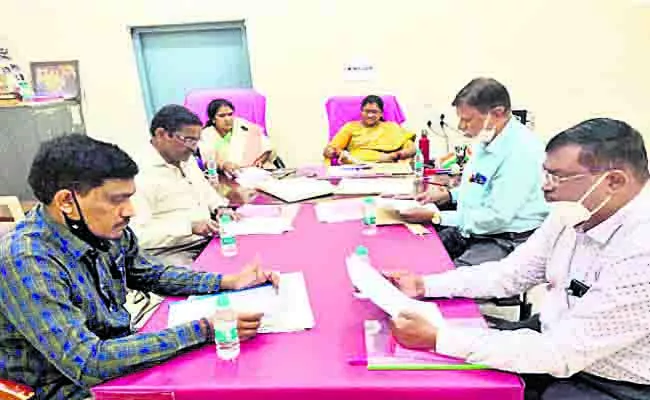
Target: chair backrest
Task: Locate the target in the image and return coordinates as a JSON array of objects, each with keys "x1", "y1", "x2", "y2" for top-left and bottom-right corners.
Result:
[
  {"x1": 0, "y1": 378, "x2": 35, "y2": 399},
  {"x1": 183, "y1": 88, "x2": 267, "y2": 133},
  {"x1": 325, "y1": 95, "x2": 406, "y2": 139}
]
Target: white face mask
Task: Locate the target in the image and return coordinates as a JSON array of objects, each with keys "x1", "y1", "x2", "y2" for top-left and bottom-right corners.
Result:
[
  {"x1": 550, "y1": 173, "x2": 612, "y2": 228},
  {"x1": 476, "y1": 115, "x2": 496, "y2": 143}
]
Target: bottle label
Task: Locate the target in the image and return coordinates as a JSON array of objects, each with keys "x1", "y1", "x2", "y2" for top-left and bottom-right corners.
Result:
[
  {"x1": 363, "y1": 215, "x2": 376, "y2": 225},
  {"x1": 221, "y1": 236, "x2": 236, "y2": 246},
  {"x1": 415, "y1": 161, "x2": 424, "y2": 169},
  {"x1": 215, "y1": 327, "x2": 238, "y2": 343},
  {"x1": 215, "y1": 330, "x2": 227, "y2": 343}
]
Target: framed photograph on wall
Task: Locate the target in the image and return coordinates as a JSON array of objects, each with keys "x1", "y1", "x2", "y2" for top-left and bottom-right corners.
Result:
[{"x1": 30, "y1": 60, "x2": 81, "y2": 99}]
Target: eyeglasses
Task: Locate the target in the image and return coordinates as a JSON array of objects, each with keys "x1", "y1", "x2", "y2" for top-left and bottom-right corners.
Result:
[
  {"x1": 542, "y1": 170, "x2": 588, "y2": 187},
  {"x1": 172, "y1": 132, "x2": 200, "y2": 147}
]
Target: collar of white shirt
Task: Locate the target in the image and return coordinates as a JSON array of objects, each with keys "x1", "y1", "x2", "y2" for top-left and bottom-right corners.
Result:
[{"x1": 582, "y1": 183, "x2": 650, "y2": 245}]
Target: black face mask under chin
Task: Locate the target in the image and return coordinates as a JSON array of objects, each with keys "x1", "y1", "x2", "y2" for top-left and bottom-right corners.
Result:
[{"x1": 62, "y1": 193, "x2": 110, "y2": 252}]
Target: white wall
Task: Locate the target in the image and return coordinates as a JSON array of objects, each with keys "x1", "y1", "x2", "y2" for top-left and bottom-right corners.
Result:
[{"x1": 3, "y1": 0, "x2": 649, "y2": 165}]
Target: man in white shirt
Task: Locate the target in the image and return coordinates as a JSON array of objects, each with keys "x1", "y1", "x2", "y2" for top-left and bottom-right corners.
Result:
[
  {"x1": 388, "y1": 118, "x2": 650, "y2": 399},
  {"x1": 131, "y1": 105, "x2": 229, "y2": 266}
]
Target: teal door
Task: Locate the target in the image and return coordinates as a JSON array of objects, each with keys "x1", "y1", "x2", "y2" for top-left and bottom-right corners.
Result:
[{"x1": 132, "y1": 22, "x2": 252, "y2": 119}]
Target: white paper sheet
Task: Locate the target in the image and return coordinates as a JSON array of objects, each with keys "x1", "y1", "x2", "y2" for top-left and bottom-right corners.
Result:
[
  {"x1": 335, "y1": 178, "x2": 414, "y2": 196},
  {"x1": 314, "y1": 198, "x2": 364, "y2": 223},
  {"x1": 235, "y1": 167, "x2": 272, "y2": 188},
  {"x1": 168, "y1": 272, "x2": 315, "y2": 333},
  {"x1": 226, "y1": 216, "x2": 293, "y2": 236},
  {"x1": 375, "y1": 198, "x2": 440, "y2": 214},
  {"x1": 257, "y1": 177, "x2": 335, "y2": 203},
  {"x1": 346, "y1": 255, "x2": 445, "y2": 328}
]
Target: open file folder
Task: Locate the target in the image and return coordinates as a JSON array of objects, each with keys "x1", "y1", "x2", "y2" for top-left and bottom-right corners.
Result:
[{"x1": 167, "y1": 272, "x2": 315, "y2": 333}]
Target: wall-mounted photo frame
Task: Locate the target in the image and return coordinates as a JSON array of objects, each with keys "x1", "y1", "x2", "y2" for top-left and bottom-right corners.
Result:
[{"x1": 30, "y1": 60, "x2": 81, "y2": 99}]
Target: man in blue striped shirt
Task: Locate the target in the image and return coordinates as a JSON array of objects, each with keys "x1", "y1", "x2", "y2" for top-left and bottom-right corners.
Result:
[
  {"x1": 0, "y1": 134, "x2": 275, "y2": 399},
  {"x1": 401, "y1": 78, "x2": 549, "y2": 266}
]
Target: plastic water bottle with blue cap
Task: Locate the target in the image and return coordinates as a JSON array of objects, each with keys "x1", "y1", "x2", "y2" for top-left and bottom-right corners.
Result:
[
  {"x1": 362, "y1": 197, "x2": 377, "y2": 235},
  {"x1": 213, "y1": 295, "x2": 240, "y2": 361},
  {"x1": 219, "y1": 214, "x2": 238, "y2": 257}
]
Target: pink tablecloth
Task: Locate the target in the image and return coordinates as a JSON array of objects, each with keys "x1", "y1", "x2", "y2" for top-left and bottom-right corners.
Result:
[{"x1": 93, "y1": 205, "x2": 523, "y2": 400}]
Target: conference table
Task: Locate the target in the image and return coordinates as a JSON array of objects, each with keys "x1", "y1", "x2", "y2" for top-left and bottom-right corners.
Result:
[{"x1": 92, "y1": 173, "x2": 524, "y2": 400}]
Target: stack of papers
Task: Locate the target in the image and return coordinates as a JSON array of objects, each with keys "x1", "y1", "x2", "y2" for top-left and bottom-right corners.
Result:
[
  {"x1": 334, "y1": 178, "x2": 414, "y2": 196},
  {"x1": 346, "y1": 253, "x2": 445, "y2": 328},
  {"x1": 314, "y1": 198, "x2": 363, "y2": 223},
  {"x1": 168, "y1": 272, "x2": 315, "y2": 333},
  {"x1": 257, "y1": 177, "x2": 335, "y2": 203}
]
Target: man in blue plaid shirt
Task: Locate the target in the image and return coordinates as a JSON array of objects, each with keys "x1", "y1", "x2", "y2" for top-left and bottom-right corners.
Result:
[{"x1": 0, "y1": 134, "x2": 276, "y2": 399}]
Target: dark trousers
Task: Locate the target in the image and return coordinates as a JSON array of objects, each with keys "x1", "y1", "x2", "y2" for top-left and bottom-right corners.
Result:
[
  {"x1": 492, "y1": 315, "x2": 650, "y2": 400},
  {"x1": 437, "y1": 225, "x2": 533, "y2": 266}
]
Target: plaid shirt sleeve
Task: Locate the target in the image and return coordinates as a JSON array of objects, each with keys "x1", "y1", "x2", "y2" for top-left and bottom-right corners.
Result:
[
  {"x1": 123, "y1": 228, "x2": 224, "y2": 296},
  {"x1": 0, "y1": 249, "x2": 212, "y2": 389}
]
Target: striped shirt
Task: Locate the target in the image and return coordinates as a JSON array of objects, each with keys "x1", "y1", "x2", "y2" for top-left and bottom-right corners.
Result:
[{"x1": 0, "y1": 204, "x2": 224, "y2": 399}]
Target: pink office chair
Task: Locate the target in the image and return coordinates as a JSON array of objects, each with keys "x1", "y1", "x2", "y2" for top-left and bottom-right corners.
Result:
[
  {"x1": 184, "y1": 88, "x2": 267, "y2": 133},
  {"x1": 325, "y1": 95, "x2": 406, "y2": 139},
  {"x1": 184, "y1": 89, "x2": 286, "y2": 169}
]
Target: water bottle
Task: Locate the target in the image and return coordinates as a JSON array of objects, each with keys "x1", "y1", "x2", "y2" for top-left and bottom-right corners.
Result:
[
  {"x1": 418, "y1": 130, "x2": 430, "y2": 164},
  {"x1": 414, "y1": 148, "x2": 425, "y2": 178},
  {"x1": 206, "y1": 158, "x2": 219, "y2": 185},
  {"x1": 213, "y1": 295, "x2": 240, "y2": 361},
  {"x1": 219, "y1": 214, "x2": 238, "y2": 257},
  {"x1": 413, "y1": 149, "x2": 425, "y2": 195},
  {"x1": 362, "y1": 197, "x2": 377, "y2": 236}
]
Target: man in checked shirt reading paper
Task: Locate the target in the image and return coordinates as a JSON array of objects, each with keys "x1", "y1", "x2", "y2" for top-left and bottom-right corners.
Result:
[
  {"x1": 0, "y1": 134, "x2": 278, "y2": 400},
  {"x1": 387, "y1": 118, "x2": 650, "y2": 399}
]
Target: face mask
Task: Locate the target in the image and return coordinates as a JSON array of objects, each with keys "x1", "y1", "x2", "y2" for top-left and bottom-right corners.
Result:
[
  {"x1": 549, "y1": 173, "x2": 612, "y2": 228},
  {"x1": 476, "y1": 115, "x2": 496, "y2": 143},
  {"x1": 62, "y1": 192, "x2": 110, "y2": 251}
]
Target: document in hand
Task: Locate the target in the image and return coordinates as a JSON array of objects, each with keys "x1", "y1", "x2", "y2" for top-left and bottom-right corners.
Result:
[
  {"x1": 256, "y1": 177, "x2": 335, "y2": 203},
  {"x1": 363, "y1": 319, "x2": 489, "y2": 370},
  {"x1": 168, "y1": 272, "x2": 315, "y2": 333},
  {"x1": 345, "y1": 254, "x2": 445, "y2": 328}
]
